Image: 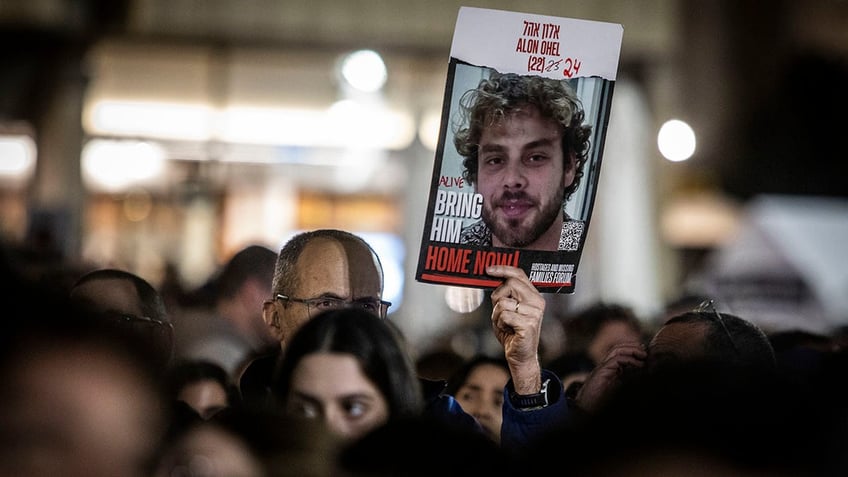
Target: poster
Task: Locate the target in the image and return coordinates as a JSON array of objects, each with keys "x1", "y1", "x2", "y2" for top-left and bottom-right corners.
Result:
[{"x1": 415, "y1": 6, "x2": 623, "y2": 293}]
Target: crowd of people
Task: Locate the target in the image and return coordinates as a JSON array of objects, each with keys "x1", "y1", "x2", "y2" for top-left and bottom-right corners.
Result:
[
  {"x1": 2, "y1": 227, "x2": 848, "y2": 476},
  {"x1": 0, "y1": 43, "x2": 843, "y2": 471}
]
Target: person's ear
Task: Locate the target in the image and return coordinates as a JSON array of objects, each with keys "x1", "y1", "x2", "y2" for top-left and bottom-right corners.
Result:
[{"x1": 262, "y1": 300, "x2": 283, "y2": 341}]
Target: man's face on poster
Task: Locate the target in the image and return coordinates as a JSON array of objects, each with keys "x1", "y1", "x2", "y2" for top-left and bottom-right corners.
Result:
[{"x1": 475, "y1": 105, "x2": 574, "y2": 249}]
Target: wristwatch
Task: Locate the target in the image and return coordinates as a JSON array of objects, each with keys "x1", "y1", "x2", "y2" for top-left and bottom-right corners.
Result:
[{"x1": 510, "y1": 378, "x2": 553, "y2": 410}]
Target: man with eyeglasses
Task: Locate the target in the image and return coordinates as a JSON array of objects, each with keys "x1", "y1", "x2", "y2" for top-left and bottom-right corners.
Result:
[
  {"x1": 239, "y1": 229, "x2": 392, "y2": 406},
  {"x1": 570, "y1": 302, "x2": 777, "y2": 415},
  {"x1": 263, "y1": 229, "x2": 390, "y2": 346},
  {"x1": 69, "y1": 268, "x2": 174, "y2": 373},
  {"x1": 487, "y1": 268, "x2": 779, "y2": 447},
  {"x1": 514, "y1": 305, "x2": 841, "y2": 476}
]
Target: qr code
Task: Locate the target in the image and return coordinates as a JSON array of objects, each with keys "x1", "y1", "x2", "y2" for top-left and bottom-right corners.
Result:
[{"x1": 558, "y1": 220, "x2": 584, "y2": 251}]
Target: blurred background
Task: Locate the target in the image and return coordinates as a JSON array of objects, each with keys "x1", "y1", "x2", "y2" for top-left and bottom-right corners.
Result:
[{"x1": 1, "y1": 0, "x2": 847, "y2": 357}]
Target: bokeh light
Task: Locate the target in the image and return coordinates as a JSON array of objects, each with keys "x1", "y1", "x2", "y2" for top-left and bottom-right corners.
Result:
[
  {"x1": 340, "y1": 50, "x2": 387, "y2": 93},
  {"x1": 657, "y1": 119, "x2": 696, "y2": 162}
]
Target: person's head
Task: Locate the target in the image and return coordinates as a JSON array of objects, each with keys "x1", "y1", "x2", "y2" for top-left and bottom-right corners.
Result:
[
  {"x1": 166, "y1": 360, "x2": 239, "y2": 420},
  {"x1": 563, "y1": 302, "x2": 644, "y2": 364},
  {"x1": 546, "y1": 351, "x2": 595, "y2": 391},
  {"x1": 271, "y1": 308, "x2": 423, "y2": 441},
  {"x1": 647, "y1": 306, "x2": 776, "y2": 374},
  {"x1": 153, "y1": 417, "x2": 265, "y2": 477},
  {"x1": 0, "y1": 288, "x2": 168, "y2": 477},
  {"x1": 444, "y1": 355, "x2": 510, "y2": 442},
  {"x1": 655, "y1": 292, "x2": 711, "y2": 328},
  {"x1": 69, "y1": 268, "x2": 173, "y2": 370},
  {"x1": 156, "y1": 402, "x2": 340, "y2": 477},
  {"x1": 414, "y1": 348, "x2": 466, "y2": 382},
  {"x1": 262, "y1": 229, "x2": 388, "y2": 349},
  {"x1": 215, "y1": 244, "x2": 278, "y2": 347},
  {"x1": 454, "y1": 72, "x2": 592, "y2": 249}
]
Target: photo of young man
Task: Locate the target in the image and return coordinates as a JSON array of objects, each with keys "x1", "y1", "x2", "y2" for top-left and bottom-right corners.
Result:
[{"x1": 454, "y1": 72, "x2": 591, "y2": 252}]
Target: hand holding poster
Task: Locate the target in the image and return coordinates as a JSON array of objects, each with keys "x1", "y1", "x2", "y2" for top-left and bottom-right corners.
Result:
[{"x1": 415, "y1": 6, "x2": 623, "y2": 293}]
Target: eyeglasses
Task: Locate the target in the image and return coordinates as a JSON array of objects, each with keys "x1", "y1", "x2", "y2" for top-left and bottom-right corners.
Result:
[
  {"x1": 111, "y1": 313, "x2": 171, "y2": 328},
  {"x1": 99, "y1": 312, "x2": 174, "y2": 359},
  {"x1": 107, "y1": 313, "x2": 173, "y2": 339},
  {"x1": 98, "y1": 311, "x2": 172, "y2": 332},
  {"x1": 275, "y1": 294, "x2": 391, "y2": 319},
  {"x1": 695, "y1": 299, "x2": 739, "y2": 355}
]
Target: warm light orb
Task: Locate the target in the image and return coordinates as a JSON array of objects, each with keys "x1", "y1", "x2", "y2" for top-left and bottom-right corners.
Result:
[
  {"x1": 0, "y1": 134, "x2": 36, "y2": 177},
  {"x1": 82, "y1": 139, "x2": 166, "y2": 191},
  {"x1": 657, "y1": 119, "x2": 696, "y2": 162},
  {"x1": 340, "y1": 50, "x2": 387, "y2": 93}
]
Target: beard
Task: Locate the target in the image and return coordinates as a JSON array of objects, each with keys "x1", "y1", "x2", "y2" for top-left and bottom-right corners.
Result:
[{"x1": 483, "y1": 188, "x2": 565, "y2": 248}]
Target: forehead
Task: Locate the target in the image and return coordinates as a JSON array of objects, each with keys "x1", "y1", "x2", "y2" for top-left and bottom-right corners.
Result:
[
  {"x1": 648, "y1": 321, "x2": 709, "y2": 362},
  {"x1": 293, "y1": 237, "x2": 383, "y2": 298},
  {"x1": 464, "y1": 363, "x2": 509, "y2": 387},
  {"x1": 70, "y1": 277, "x2": 143, "y2": 316},
  {"x1": 479, "y1": 105, "x2": 562, "y2": 144},
  {"x1": 291, "y1": 352, "x2": 379, "y2": 397}
]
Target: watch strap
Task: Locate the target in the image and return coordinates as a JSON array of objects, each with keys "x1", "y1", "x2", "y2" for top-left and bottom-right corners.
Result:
[{"x1": 510, "y1": 378, "x2": 551, "y2": 410}]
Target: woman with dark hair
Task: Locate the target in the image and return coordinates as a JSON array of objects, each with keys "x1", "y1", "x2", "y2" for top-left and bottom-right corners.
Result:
[
  {"x1": 270, "y1": 308, "x2": 424, "y2": 441},
  {"x1": 165, "y1": 360, "x2": 240, "y2": 420},
  {"x1": 444, "y1": 355, "x2": 510, "y2": 443}
]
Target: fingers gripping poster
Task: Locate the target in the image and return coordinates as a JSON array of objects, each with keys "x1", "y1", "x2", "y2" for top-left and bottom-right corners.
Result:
[{"x1": 415, "y1": 6, "x2": 623, "y2": 293}]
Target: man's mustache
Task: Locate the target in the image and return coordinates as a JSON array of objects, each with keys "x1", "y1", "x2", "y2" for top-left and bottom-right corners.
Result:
[{"x1": 495, "y1": 190, "x2": 534, "y2": 206}]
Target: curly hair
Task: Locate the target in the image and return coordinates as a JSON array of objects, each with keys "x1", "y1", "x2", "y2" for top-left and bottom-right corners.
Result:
[{"x1": 454, "y1": 72, "x2": 592, "y2": 202}]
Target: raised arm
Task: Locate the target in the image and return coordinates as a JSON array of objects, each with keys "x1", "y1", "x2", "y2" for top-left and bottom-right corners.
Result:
[
  {"x1": 487, "y1": 265, "x2": 547, "y2": 395},
  {"x1": 488, "y1": 265, "x2": 571, "y2": 452}
]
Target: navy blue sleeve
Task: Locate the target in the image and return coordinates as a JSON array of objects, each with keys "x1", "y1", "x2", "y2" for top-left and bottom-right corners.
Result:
[{"x1": 500, "y1": 369, "x2": 570, "y2": 453}]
